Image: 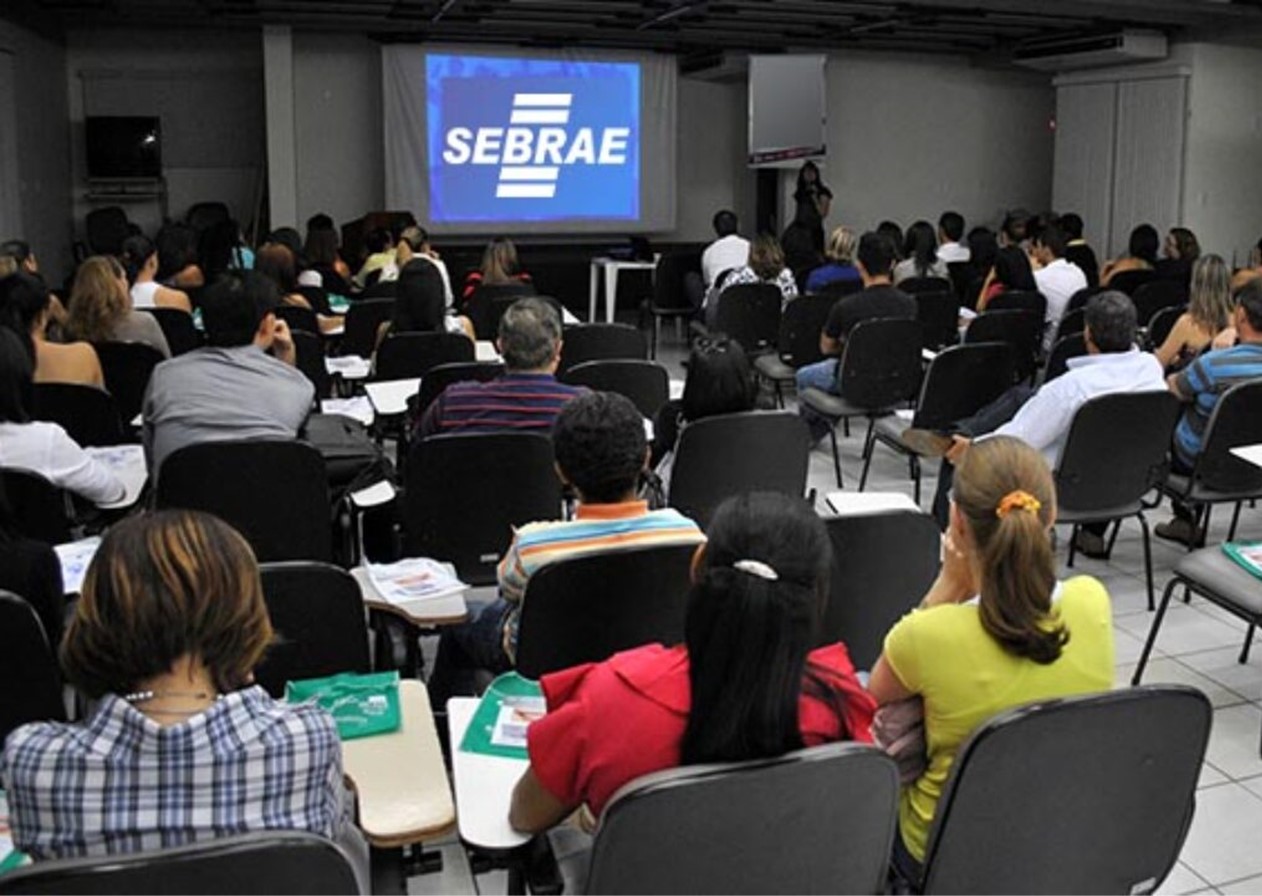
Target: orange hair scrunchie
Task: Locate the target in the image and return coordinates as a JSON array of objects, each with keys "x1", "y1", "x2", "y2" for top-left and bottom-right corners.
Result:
[{"x1": 995, "y1": 490, "x2": 1042, "y2": 519}]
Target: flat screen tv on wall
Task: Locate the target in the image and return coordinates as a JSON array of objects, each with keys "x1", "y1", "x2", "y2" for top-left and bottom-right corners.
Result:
[{"x1": 85, "y1": 116, "x2": 162, "y2": 179}]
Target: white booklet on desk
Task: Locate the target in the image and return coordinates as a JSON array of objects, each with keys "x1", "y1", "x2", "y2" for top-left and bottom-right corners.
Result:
[
  {"x1": 367, "y1": 558, "x2": 469, "y2": 614},
  {"x1": 55, "y1": 536, "x2": 102, "y2": 595}
]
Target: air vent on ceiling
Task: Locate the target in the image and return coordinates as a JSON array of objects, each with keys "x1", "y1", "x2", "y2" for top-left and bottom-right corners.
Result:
[{"x1": 1013, "y1": 29, "x2": 1168, "y2": 71}]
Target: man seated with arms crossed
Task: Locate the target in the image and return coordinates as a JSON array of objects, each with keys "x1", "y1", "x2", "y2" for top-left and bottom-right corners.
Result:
[
  {"x1": 426, "y1": 391, "x2": 706, "y2": 704},
  {"x1": 143, "y1": 270, "x2": 313, "y2": 472},
  {"x1": 1157, "y1": 279, "x2": 1262, "y2": 545},
  {"x1": 415, "y1": 297, "x2": 584, "y2": 439}
]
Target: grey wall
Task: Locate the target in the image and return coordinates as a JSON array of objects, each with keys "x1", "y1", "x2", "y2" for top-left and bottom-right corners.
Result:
[{"x1": 0, "y1": 16, "x2": 73, "y2": 283}]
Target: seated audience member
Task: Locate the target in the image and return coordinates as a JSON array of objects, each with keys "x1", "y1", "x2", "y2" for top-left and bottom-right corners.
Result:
[
  {"x1": 198, "y1": 219, "x2": 254, "y2": 281},
  {"x1": 893, "y1": 220, "x2": 949, "y2": 284},
  {"x1": 1101, "y1": 224, "x2": 1160, "y2": 286},
  {"x1": 1156, "y1": 227, "x2": 1201, "y2": 287},
  {"x1": 1032, "y1": 223, "x2": 1088, "y2": 351},
  {"x1": 870, "y1": 436, "x2": 1114, "y2": 881},
  {"x1": 267, "y1": 227, "x2": 305, "y2": 263},
  {"x1": 142, "y1": 270, "x2": 313, "y2": 472},
  {"x1": 65, "y1": 256, "x2": 171, "y2": 357},
  {"x1": 877, "y1": 221, "x2": 905, "y2": 260},
  {"x1": 462, "y1": 236, "x2": 533, "y2": 301},
  {"x1": 1158, "y1": 279, "x2": 1262, "y2": 545},
  {"x1": 385, "y1": 226, "x2": 454, "y2": 305},
  {"x1": 255, "y1": 242, "x2": 344, "y2": 334},
  {"x1": 706, "y1": 233, "x2": 797, "y2": 327},
  {"x1": 0, "y1": 475, "x2": 64, "y2": 647},
  {"x1": 0, "y1": 329, "x2": 124, "y2": 505},
  {"x1": 1060, "y1": 213, "x2": 1100, "y2": 289},
  {"x1": 155, "y1": 224, "x2": 205, "y2": 290},
  {"x1": 1231, "y1": 237, "x2": 1262, "y2": 293},
  {"x1": 999, "y1": 210, "x2": 1029, "y2": 248},
  {"x1": 651, "y1": 338, "x2": 757, "y2": 493},
  {"x1": 121, "y1": 235, "x2": 193, "y2": 313},
  {"x1": 780, "y1": 209, "x2": 825, "y2": 291},
  {"x1": 354, "y1": 228, "x2": 396, "y2": 288},
  {"x1": 905, "y1": 292, "x2": 1164, "y2": 547},
  {"x1": 0, "y1": 510, "x2": 367, "y2": 887},
  {"x1": 976, "y1": 245, "x2": 1037, "y2": 311},
  {"x1": 302, "y1": 219, "x2": 353, "y2": 296},
  {"x1": 696, "y1": 210, "x2": 750, "y2": 306},
  {"x1": 0, "y1": 273, "x2": 104, "y2": 388},
  {"x1": 416, "y1": 297, "x2": 581, "y2": 439},
  {"x1": 794, "y1": 231, "x2": 917, "y2": 439},
  {"x1": 377, "y1": 257, "x2": 475, "y2": 347},
  {"x1": 509, "y1": 491, "x2": 877, "y2": 832},
  {"x1": 426, "y1": 391, "x2": 706, "y2": 703},
  {"x1": 805, "y1": 226, "x2": 863, "y2": 294},
  {"x1": 1, "y1": 239, "x2": 41, "y2": 280},
  {"x1": 936, "y1": 212, "x2": 970, "y2": 264},
  {"x1": 962, "y1": 227, "x2": 999, "y2": 306},
  {"x1": 1154, "y1": 254, "x2": 1232, "y2": 373}
]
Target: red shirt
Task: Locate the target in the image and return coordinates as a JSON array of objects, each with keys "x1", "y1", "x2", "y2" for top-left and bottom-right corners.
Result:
[{"x1": 526, "y1": 642, "x2": 876, "y2": 817}]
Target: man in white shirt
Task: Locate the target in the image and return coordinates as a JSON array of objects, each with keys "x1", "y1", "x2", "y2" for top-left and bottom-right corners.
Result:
[
  {"x1": 700, "y1": 210, "x2": 750, "y2": 292},
  {"x1": 903, "y1": 292, "x2": 1165, "y2": 553},
  {"x1": 1032, "y1": 223, "x2": 1088, "y2": 352},
  {"x1": 936, "y1": 212, "x2": 970, "y2": 264}
]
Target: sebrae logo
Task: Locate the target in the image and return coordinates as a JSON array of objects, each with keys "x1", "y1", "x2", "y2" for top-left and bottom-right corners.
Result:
[{"x1": 442, "y1": 93, "x2": 631, "y2": 199}]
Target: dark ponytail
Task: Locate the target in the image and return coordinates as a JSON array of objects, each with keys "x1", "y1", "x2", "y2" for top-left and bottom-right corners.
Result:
[{"x1": 120, "y1": 235, "x2": 155, "y2": 286}]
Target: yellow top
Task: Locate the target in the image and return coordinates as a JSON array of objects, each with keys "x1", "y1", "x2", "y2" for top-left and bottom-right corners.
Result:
[{"x1": 883, "y1": 575, "x2": 1114, "y2": 862}]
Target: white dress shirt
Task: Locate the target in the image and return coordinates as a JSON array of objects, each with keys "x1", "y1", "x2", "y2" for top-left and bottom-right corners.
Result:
[
  {"x1": 701, "y1": 235, "x2": 750, "y2": 289},
  {"x1": 1034, "y1": 258, "x2": 1088, "y2": 351},
  {"x1": 992, "y1": 348, "x2": 1166, "y2": 470},
  {"x1": 937, "y1": 241, "x2": 971, "y2": 264},
  {"x1": 0, "y1": 421, "x2": 125, "y2": 504}
]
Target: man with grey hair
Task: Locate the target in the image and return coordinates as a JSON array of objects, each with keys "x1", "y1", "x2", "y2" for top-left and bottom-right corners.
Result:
[{"x1": 415, "y1": 297, "x2": 584, "y2": 438}]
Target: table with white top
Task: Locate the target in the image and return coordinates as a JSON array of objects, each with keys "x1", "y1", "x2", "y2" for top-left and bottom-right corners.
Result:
[
  {"x1": 588, "y1": 257, "x2": 657, "y2": 323},
  {"x1": 352, "y1": 565, "x2": 469, "y2": 627},
  {"x1": 824, "y1": 490, "x2": 922, "y2": 517},
  {"x1": 448, "y1": 697, "x2": 532, "y2": 851},
  {"x1": 364, "y1": 378, "x2": 421, "y2": 418}
]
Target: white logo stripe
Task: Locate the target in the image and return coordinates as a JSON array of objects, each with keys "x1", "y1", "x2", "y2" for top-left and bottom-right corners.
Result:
[
  {"x1": 512, "y1": 93, "x2": 572, "y2": 107},
  {"x1": 496, "y1": 183, "x2": 557, "y2": 199},
  {"x1": 510, "y1": 109, "x2": 570, "y2": 125},
  {"x1": 499, "y1": 166, "x2": 560, "y2": 181}
]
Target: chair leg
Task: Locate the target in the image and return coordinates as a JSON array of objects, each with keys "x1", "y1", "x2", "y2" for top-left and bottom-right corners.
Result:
[
  {"x1": 1197, "y1": 504, "x2": 1212, "y2": 550},
  {"x1": 859, "y1": 434, "x2": 876, "y2": 492},
  {"x1": 1229, "y1": 501, "x2": 1244, "y2": 541},
  {"x1": 1067, "y1": 524, "x2": 1078, "y2": 568},
  {"x1": 1138, "y1": 512, "x2": 1155, "y2": 612},
  {"x1": 1104, "y1": 518, "x2": 1122, "y2": 558},
  {"x1": 773, "y1": 380, "x2": 784, "y2": 409},
  {"x1": 1240, "y1": 621, "x2": 1256, "y2": 664},
  {"x1": 912, "y1": 456, "x2": 921, "y2": 506},
  {"x1": 1133, "y1": 576, "x2": 1180, "y2": 685},
  {"x1": 858, "y1": 419, "x2": 878, "y2": 492},
  {"x1": 651, "y1": 317, "x2": 659, "y2": 360},
  {"x1": 829, "y1": 427, "x2": 843, "y2": 489}
]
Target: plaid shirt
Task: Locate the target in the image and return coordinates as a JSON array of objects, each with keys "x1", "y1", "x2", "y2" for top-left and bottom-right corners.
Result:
[{"x1": 1, "y1": 685, "x2": 352, "y2": 861}]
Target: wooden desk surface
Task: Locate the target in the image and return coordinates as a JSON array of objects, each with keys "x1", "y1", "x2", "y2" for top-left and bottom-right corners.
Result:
[{"x1": 343, "y1": 680, "x2": 455, "y2": 848}]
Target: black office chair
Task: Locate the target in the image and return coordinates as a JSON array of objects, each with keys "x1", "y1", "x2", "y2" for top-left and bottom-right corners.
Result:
[
  {"x1": 404, "y1": 432, "x2": 561, "y2": 585},
  {"x1": 185, "y1": 200, "x2": 231, "y2": 234},
  {"x1": 913, "y1": 289, "x2": 958, "y2": 351},
  {"x1": 866, "y1": 342, "x2": 1015, "y2": 502},
  {"x1": 1159, "y1": 379, "x2": 1262, "y2": 546},
  {"x1": 93, "y1": 341, "x2": 166, "y2": 425},
  {"x1": 946, "y1": 262, "x2": 974, "y2": 308},
  {"x1": 1146, "y1": 304, "x2": 1186, "y2": 352},
  {"x1": 557, "y1": 323, "x2": 648, "y2": 375},
  {"x1": 668, "y1": 411, "x2": 811, "y2": 529},
  {"x1": 141, "y1": 308, "x2": 203, "y2": 356},
  {"x1": 0, "y1": 830, "x2": 362, "y2": 895},
  {"x1": 515, "y1": 543, "x2": 697, "y2": 680},
  {"x1": 963, "y1": 308, "x2": 1042, "y2": 383},
  {"x1": 1043, "y1": 333, "x2": 1088, "y2": 383},
  {"x1": 0, "y1": 590, "x2": 66, "y2": 748},
  {"x1": 254, "y1": 562, "x2": 372, "y2": 698},
  {"x1": 487, "y1": 294, "x2": 565, "y2": 344},
  {"x1": 157, "y1": 440, "x2": 333, "y2": 562},
  {"x1": 291, "y1": 329, "x2": 331, "y2": 401},
  {"x1": 359, "y1": 279, "x2": 398, "y2": 300},
  {"x1": 1108, "y1": 268, "x2": 1159, "y2": 297},
  {"x1": 31, "y1": 382, "x2": 125, "y2": 447},
  {"x1": 648, "y1": 251, "x2": 701, "y2": 358},
  {"x1": 1055, "y1": 391, "x2": 1183, "y2": 610},
  {"x1": 1, "y1": 469, "x2": 73, "y2": 545},
  {"x1": 711, "y1": 283, "x2": 782, "y2": 355},
  {"x1": 294, "y1": 285, "x2": 334, "y2": 317},
  {"x1": 412, "y1": 361, "x2": 504, "y2": 419},
  {"x1": 562, "y1": 359, "x2": 669, "y2": 418},
  {"x1": 340, "y1": 298, "x2": 395, "y2": 359},
  {"x1": 897, "y1": 276, "x2": 953, "y2": 296},
  {"x1": 919, "y1": 687, "x2": 1210, "y2": 895},
  {"x1": 275, "y1": 304, "x2": 321, "y2": 336},
  {"x1": 463, "y1": 282, "x2": 537, "y2": 339},
  {"x1": 799, "y1": 317, "x2": 923, "y2": 488},
  {"x1": 585, "y1": 743, "x2": 899, "y2": 896},
  {"x1": 1065, "y1": 285, "x2": 1104, "y2": 314},
  {"x1": 374, "y1": 331, "x2": 474, "y2": 381},
  {"x1": 1048, "y1": 306, "x2": 1086, "y2": 347},
  {"x1": 821, "y1": 511, "x2": 941, "y2": 670},
  {"x1": 985, "y1": 288, "x2": 1047, "y2": 322},
  {"x1": 752, "y1": 293, "x2": 836, "y2": 406},
  {"x1": 1133, "y1": 279, "x2": 1188, "y2": 325},
  {"x1": 85, "y1": 206, "x2": 130, "y2": 256}
]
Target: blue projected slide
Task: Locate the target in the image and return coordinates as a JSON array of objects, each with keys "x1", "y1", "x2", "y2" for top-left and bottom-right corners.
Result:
[{"x1": 426, "y1": 54, "x2": 641, "y2": 224}]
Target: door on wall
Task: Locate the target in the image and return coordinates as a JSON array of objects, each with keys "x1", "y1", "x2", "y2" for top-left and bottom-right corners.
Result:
[{"x1": 0, "y1": 50, "x2": 20, "y2": 242}]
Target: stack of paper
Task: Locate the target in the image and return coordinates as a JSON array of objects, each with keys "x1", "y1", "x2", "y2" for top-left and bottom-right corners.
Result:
[
  {"x1": 55, "y1": 536, "x2": 102, "y2": 595},
  {"x1": 321, "y1": 396, "x2": 376, "y2": 427},
  {"x1": 367, "y1": 557, "x2": 468, "y2": 615},
  {"x1": 325, "y1": 355, "x2": 372, "y2": 380}
]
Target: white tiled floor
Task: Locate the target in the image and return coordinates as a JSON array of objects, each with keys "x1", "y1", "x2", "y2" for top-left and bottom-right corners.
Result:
[{"x1": 409, "y1": 333, "x2": 1262, "y2": 895}]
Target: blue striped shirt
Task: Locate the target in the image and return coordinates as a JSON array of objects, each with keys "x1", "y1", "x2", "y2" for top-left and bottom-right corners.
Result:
[
  {"x1": 1173, "y1": 343, "x2": 1262, "y2": 466},
  {"x1": 416, "y1": 372, "x2": 585, "y2": 440}
]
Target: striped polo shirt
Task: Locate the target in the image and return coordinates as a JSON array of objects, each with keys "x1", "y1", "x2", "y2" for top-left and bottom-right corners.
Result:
[
  {"x1": 1173, "y1": 342, "x2": 1262, "y2": 466},
  {"x1": 497, "y1": 500, "x2": 706, "y2": 659},
  {"x1": 416, "y1": 372, "x2": 585, "y2": 439}
]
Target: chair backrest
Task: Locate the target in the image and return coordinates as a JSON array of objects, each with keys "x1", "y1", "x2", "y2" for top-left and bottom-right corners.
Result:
[
  {"x1": 488, "y1": 294, "x2": 565, "y2": 345},
  {"x1": 275, "y1": 304, "x2": 321, "y2": 335},
  {"x1": 340, "y1": 298, "x2": 395, "y2": 359},
  {"x1": 921, "y1": 686, "x2": 1211, "y2": 895},
  {"x1": 911, "y1": 342, "x2": 1016, "y2": 433},
  {"x1": 291, "y1": 330, "x2": 331, "y2": 401},
  {"x1": 0, "y1": 590, "x2": 66, "y2": 748},
  {"x1": 586, "y1": 743, "x2": 899, "y2": 896},
  {"x1": 668, "y1": 411, "x2": 810, "y2": 529},
  {"x1": 1050, "y1": 306, "x2": 1086, "y2": 346},
  {"x1": 821, "y1": 512, "x2": 940, "y2": 670},
  {"x1": 774, "y1": 294, "x2": 835, "y2": 368},
  {"x1": 1043, "y1": 333, "x2": 1088, "y2": 383},
  {"x1": 558, "y1": 323, "x2": 648, "y2": 375},
  {"x1": 93, "y1": 341, "x2": 166, "y2": 424},
  {"x1": 836, "y1": 317, "x2": 923, "y2": 411},
  {"x1": 85, "y1": 206, "x2": 129, "y2": 256},
  {"x1": 413, "y1": 361, "x2": 504, "y2": 418},
  {"x1": 463, "y1": 281, "x2": 537, "y2": 339},
  {"x1": 0, "y1": 829, "x2": 361, "y2": 895},
  {"x1": 254, "y1": 562, "x2": 372, "y2": 698},
  {"x1": 1132, "y1": 279, "x2": 1189, "y2": 324},
  {"x1": 898, "y1": 276, "x2": 952, "y2": 296},
  {"x1": 1055, "y1": 390, "x2": 1182, "y2": 516},
  {"x1": 0, "y1": 469, "x2": 72, "y2": 544},
  {"x1": 1108, "y1": 267, "x2": 1159, "y2": 297},
  {"x1": 359, "y1": 279, "x2": 398, "y2": 300},
  {"x1": 653, "y1": 251, "x2": 701, "y2": 311},
  {"x1": 515, "y1": 543, "x2": 697, "y2": 679},
  {"x1": 1065, "y1": 285, "x2": 1104, "y2": 314},
  {"x1": 1146, "y1": 304, "x2": 1185, "y2": 351},
  {"x1": 156, "y1": 440, "x2": 332, "y2": 562},
  {"x1": 986, "y1": 288, "x2": 1047, "y2": 321},
  {"x1": 141, "y1": 308, "x2": 203, "y2": 356},
  {"x1": 31, "y1": 382, "x2": 125, "y2": 447},
  {"x1": 1190, "y1": 378, "x2": 1262, "y2": 499},
  {"x1": 374, "y1": 331, "x2": 474, "y2": 381},
  {"x1": 913, "y1": 289, "x2": 959, "y2": 350},
  {"x1": 562, "y1": 359, "x2": 669, "y2": 418},
  {"x1": 963, "y1": 309, "x2": 1042, "y2": 381},
  {"x1": 404, "y1": 432, "x2": 561, "y2": 585},
  {"x1": 185, "y1": 200, "x2": 231, "y2": 233},
  {"x1": 947, "y1": 262, "x2": 974, "y2": 307},
  {"x1": 713, "y1": 283, "x2": 782, "y2": 354}
]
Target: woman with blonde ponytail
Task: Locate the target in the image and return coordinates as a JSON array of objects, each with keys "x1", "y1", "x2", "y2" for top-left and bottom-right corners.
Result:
[{"x1": 869, "y1": 436, "x2": 1114, "y2": 878}]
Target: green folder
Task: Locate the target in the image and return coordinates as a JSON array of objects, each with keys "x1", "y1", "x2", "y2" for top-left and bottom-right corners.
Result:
[
  {"x1": 458, "y1": 672, "x2": 544, "y2": 760},
  {"x1": 286, "y1": 671, "x2": 401, "y2": 740},
  {"x1": 1222, "y1": 542, "x2": 1262, "y2": 581}
]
